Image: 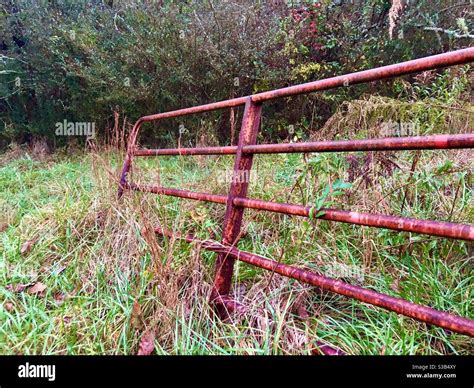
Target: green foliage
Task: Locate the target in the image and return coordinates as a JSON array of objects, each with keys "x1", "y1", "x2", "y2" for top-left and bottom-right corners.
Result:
[
  {"x1": 0, "y1": 0, "x2": 471, "y2": 147},
  {"x1": 309, "y1": 179, "x2": 352, "y2": 219}
]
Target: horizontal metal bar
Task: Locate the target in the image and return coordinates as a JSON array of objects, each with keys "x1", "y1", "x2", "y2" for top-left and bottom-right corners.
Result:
[
  {"x1": 252, "y1": 48, "x2": 474, "y2": 102},
  {"x1": 121, "y1": 50, "x2": 474, "y2": 197},
  {"x1": 130, "y1": 48, "x2": 473, "y2": 123},
  {"x1": 133, "y1": 133, "x2": 474, "y2": 156},
  {"x1": 243, "y1": 133, "x2": 474, "y2": 154},
  {"x1": 154, "y1": 227, "x2": 474, "y2": 337},
  {"x1": 127, "y1": 184, "x2": 474, "y2": 240},
  {"x1": 125, "y1": 183, "x2": 227, "y2": 204},
  {"x1": 134, "y1": 146, "x2": 237, "y2": 156},
  {"x1": 234, "y1": 198, "x2": 474, "y2": 241},
  {"x1": 129, "y1": 48, "x2": 474, "y2": 126},
  {"x1": 137, "y1": 97, "x2": 248, "y2": 123}
]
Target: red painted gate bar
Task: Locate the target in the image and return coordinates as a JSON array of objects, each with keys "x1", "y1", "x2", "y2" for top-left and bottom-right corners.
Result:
[
  {"x1": 154, "y1": 226, "x2": 474, "y2": 337},
  {"x1": 125, "y1": 183, "x2": 474, "y2": 241},
  {"x1": 119, "y1": 48, "x2": 474, "y2": 338},
  {"x1": 134, "y1": 133, "x2": 474, "y2": 156}
]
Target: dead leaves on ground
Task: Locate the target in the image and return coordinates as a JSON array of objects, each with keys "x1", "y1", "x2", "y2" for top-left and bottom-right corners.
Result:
[
  {"x1": 20, "y1": 240, "x2": 33, "y2": 255},
  {"x1": 137, "y1": 330, "x2": 155, "y2": 355},
  {"x1": 5, "y1": 281, "x2": 47, "y2": 297},
  {"x1": 6, "y1": 240, "x2": 69, "y2": 300},
  {"x1": 5, "y1": 283, "x2": 31, "y2": 293},
  {"x1": 53, "y1": 292, "x2": 66, "y2": 304},
  {"x1": 20, "y1": 237, "x2": 39, "y2": 256},
  {"x1": 28, "y1": 282, "x2": 47, "y2": 296}
]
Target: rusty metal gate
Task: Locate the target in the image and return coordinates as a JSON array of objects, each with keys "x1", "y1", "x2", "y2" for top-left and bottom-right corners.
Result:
[{"x1": 118, "y1": 48, "x2": 474, "y2": 340}]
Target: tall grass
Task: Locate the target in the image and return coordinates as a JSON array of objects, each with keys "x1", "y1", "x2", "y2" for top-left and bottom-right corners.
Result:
[{"x1": 0, "y1": 127, "x2": 472, "y2": 354}]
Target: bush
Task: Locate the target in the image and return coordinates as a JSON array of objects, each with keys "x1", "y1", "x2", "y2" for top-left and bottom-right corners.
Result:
[{"x1": 0, "y1": 0, "x2": 471, "y2": 148}]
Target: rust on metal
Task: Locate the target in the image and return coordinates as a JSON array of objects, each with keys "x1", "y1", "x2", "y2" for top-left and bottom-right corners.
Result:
[
  {"x1": 117, "y1": 119, "x2": 142, "y2": 199},
  {"x1": 134, "y1": 133, "x2": 474, "y2": 156},
  {"x1": 127, "y1": 183, "x2": 474, "y2": 241},
  {"x1": 233, "y1": 197, "x2": 474, "y2": 241},
  {"x1": 126, "y1": 182, "x2": 227, "y2": 204},
  {"x1": 135, "y1": 97, "x2": 248, "y2": 123},
  {"x1": 118, "y1": 48, "x2": 474, "y2": 339},
  {"x1": 252, "y1": 48, "x2": 474, "y2": 102},
  {"x1": 135, "y1": 145, "x2": 237, "y2": 156},
  {"x1": 212, "y1": 98, "x2": 262, "y2": 303},
  {"x1": 155, "y1": 227, "x2": 474, "y2": 337},
  {"x1": 243, "y1": 133, "x2": 474, "y2": 154}
]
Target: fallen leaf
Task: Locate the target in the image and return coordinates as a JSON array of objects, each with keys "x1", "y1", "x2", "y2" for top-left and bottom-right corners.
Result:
[
  {"x1": 63, "y1": 316, "x2": 72, "y2": 324},
  {"x1": 0, "y1": 223, "x2": 8, "y2": 233},
  {"x1": 137, "y1": 330, "x2": 155, "y2": 355},
  {"x1": 20, "y1": 239, "x2": 36, "y2": 255},
  {"x1": 28, "y1": 282, "x2": 47, "y2": 296},
  {"x1": 293, "y1": 295, "x2": 310, "y2": 320},
  {"x1": 54, "y1": 292, "x2": 65, "y2": 304},
  {"x1": 296, "y1": 304, "x2": 310, "y2": 320},
  {"x1": 6, "y1": 283, "x2": 31, "y2": 293},
  {"x1": 311, "y1": 341, "x2": 345, "y2": 356},
  {"x1": 4, "y1": 302, "x2": 14, "y2": 312}
]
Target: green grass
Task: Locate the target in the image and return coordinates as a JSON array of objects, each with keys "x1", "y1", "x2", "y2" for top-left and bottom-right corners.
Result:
[{"x1": 0, "y1": 144, "x2": 472, "y2": 355}]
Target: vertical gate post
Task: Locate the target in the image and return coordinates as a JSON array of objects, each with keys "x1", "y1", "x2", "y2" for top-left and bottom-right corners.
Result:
[{"x1": 211, "y1": 97, "x2": 262, "y2": 309}]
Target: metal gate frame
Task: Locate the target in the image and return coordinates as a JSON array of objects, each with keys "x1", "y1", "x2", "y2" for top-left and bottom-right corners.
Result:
[{"x1": 118, "y1": 48, "x2": 474, "y2": 338}]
